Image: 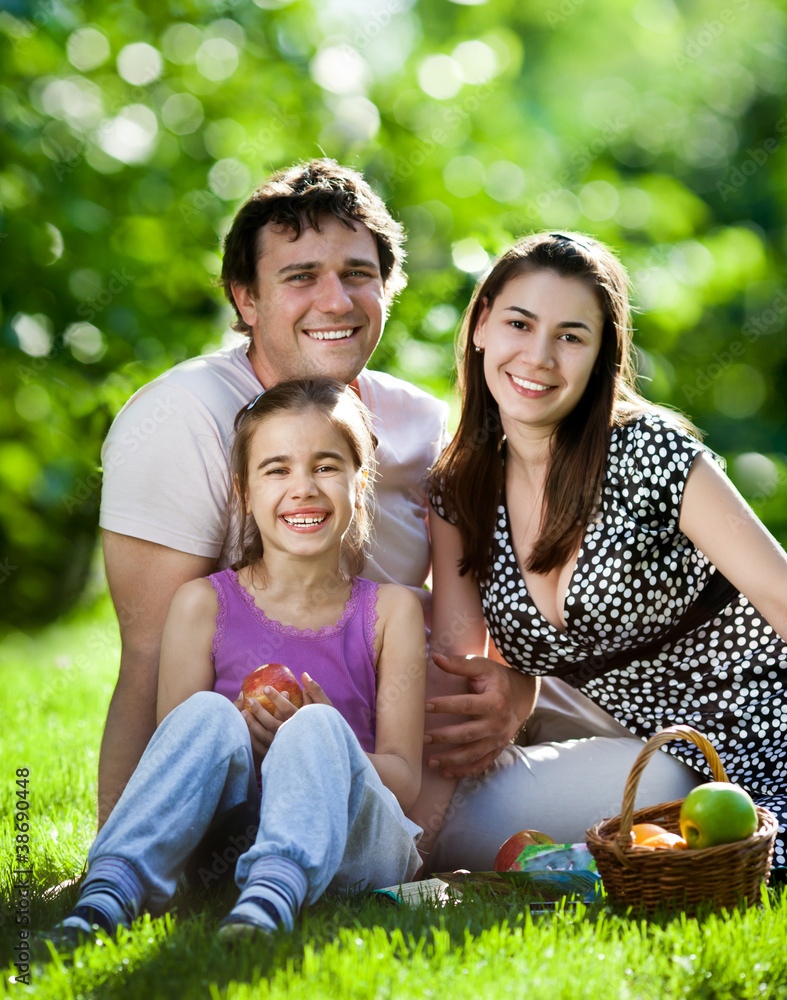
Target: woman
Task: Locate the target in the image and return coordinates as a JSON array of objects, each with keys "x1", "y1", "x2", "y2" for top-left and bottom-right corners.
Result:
[{"x1": 418, "y1": 231, "x2": 786, "y2": 874}]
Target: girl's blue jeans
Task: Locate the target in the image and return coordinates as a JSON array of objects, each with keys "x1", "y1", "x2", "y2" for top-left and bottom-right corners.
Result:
[{"x1": 87, "y1": 692, "x2": 422, "y2": 913}]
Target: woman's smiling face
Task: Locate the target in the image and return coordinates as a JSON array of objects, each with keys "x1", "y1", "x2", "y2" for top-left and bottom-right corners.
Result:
[{"x1": 473, "y1": 268, "x2": 604, "y2": 438}]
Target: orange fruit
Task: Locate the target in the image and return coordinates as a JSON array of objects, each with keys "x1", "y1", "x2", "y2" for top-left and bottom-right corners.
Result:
[
  {"x1": 640, "y1": 831, "x2": 688, "y2": 850},
  {"x1": 630, "y1": 823, "x2": 671, "y2": 845}
]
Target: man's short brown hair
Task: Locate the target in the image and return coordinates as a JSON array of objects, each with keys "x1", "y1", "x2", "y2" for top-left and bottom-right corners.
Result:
[{"x1": 221, "y1": 159, "x2": 407, "y2": 333}]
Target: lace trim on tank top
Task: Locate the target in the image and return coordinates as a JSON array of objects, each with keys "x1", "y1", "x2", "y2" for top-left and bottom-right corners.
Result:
[
  {"x1": 210, "y1": 574, "x2": 229, "y2": 663},
  {"x1": 363, "y1": 580, "x2": 380, "y2": 669},
  {"x1": 229, "y1": 570, "x2": 364, "y2": 640}
]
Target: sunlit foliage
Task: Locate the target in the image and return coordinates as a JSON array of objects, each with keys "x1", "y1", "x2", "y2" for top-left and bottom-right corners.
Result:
[{"x1": 2, "y1": 0, "x2": 786, "y2": 627}]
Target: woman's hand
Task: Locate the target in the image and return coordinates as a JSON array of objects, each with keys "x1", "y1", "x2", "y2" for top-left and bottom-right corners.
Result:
[
  {"x1": 235, "y1": 672, "x2": 333, "y2": 770},
  {"x1": 423, "y1": 653, "x2": 538, "y2": 778}
]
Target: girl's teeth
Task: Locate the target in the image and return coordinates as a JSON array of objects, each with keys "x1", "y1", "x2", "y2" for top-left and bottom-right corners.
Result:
[{"x1": 284, "y1": 515, "x2": 326, "y2": 525}]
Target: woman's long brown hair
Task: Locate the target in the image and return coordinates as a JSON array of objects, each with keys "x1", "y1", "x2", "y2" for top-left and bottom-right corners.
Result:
[{"x1": 432, "y1": 231, "x2": 696, "y2": 580}]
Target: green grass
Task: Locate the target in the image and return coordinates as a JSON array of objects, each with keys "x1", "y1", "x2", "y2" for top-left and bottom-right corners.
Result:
[{"x1": 2, "y1": 593, "x2": 786, "y2": 999}]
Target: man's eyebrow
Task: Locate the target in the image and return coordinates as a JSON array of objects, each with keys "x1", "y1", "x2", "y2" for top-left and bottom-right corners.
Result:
[
  {"x1": 504, "y1": 305, "x2": 592, "y2": 332},
  {"x1": 277, "y1": 258, "x2": 380, "y2": 275},
  {"x1": 346, "y1": 258, "x2": 380, "y2": 271}
]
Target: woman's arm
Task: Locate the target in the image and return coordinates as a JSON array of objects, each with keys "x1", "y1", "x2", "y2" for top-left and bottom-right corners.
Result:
[
  {"x1": 156, "y1": 578, "x2": 217, "y2": 724},
  {"x1": 680, "y1": 451, "x2": 787, "y2": 641},
  {"x1": 369, "y1": 584, "x2": 427, "y2": 812},
  {"x1": 407, "y1": 508, "x2": 491, "y2": 861},
  {"x1": 424, "y1": 509, "x2": 539, "y2": 767},
  {"x1": 425, "y1": 504, "x2": 492, "y2": 740},
  {"x1": 412, "y1": 508, "x2": 540, "y2": 867}
]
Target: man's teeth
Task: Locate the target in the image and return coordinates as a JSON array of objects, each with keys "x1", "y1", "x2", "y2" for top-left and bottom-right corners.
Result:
[
  {"x1": 511, "y1": 375, "x2": 553, "y2": 391},
  {"x1": 306, "y1": 329, "x2": 354, "y2": 340},
  {"x1": 283, "y1": 514, "x2": 327, "y2": 525}
]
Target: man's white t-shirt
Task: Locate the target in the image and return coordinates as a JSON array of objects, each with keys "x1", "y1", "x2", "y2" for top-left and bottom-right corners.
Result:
[{"x1": 99, "y1": 340, "x2": 450, "y2": 622}]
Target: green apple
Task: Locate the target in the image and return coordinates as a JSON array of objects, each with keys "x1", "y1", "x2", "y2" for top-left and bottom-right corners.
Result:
[{"x1": 679, "y1": 782, "x2": 758, "y2": 850}]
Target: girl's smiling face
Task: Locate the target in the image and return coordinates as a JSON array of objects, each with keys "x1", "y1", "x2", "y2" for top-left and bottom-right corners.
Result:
[
  {"x1": 243, "y1": 406, "x2": 364, "y2": 564},
  {"x1": 473, "y1": 268, "x2": 604, "y2": 438}
]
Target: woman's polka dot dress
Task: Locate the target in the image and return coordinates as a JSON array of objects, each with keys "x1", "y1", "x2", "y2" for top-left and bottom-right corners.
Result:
[{"x1": 435, "y1": 413, "x2": 786, "y2": 865}]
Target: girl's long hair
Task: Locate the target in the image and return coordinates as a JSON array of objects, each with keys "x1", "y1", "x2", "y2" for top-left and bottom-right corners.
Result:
[
  {"x1": 231, "y1": 378, "x2": 377, "y2": 578},
  {"x1": 432, "y1": 231, "x2": 696, "y2": 580}
]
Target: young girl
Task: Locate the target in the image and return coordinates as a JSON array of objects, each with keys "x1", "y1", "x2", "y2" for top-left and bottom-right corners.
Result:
[
  {"x1": 415, "y1": 231, "x2": 787, "y2": 873},
  {"x1": 45, "y1": 378, "x2": 425, "y2": 946}
]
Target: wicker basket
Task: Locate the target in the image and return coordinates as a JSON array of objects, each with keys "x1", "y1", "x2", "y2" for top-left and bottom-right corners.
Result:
[{"x1": 586, "y1": 725, "x2": 778, "y2": 914}]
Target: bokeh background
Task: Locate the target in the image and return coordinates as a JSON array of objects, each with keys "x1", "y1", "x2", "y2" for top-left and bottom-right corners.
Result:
[{"x1": 1, "y1": 0, "x2": 786, "y2": 633}]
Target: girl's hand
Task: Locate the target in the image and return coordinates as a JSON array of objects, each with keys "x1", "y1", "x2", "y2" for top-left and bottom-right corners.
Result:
[
  {"x1": 301, "y1": 672, "x2": 333, "y2": 707},
  {"x1": 234, "y1": 678, "x2": 332, "y2": 769},
  {"x1": 234, "y1": 687, "x2": 299, "y2": 770}
]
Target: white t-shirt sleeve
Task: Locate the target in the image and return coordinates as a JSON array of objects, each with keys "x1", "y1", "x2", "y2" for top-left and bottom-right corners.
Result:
[
  {"x1": 99, "y1": 381, "x2": 232, "y2": 559},
  {"x1": 356, "y1": 371, "x2": 449, "y2": 621}
]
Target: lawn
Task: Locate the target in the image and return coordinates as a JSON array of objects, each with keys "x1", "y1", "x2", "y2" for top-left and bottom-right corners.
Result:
[{"x1": 2, "y1": 589, "x2": 786, "y2": 999}]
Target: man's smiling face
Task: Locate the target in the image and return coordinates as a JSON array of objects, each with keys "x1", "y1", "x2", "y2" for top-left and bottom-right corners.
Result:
[{"x1": 233, "y1": 215, "x2": 387, "y2": 387}]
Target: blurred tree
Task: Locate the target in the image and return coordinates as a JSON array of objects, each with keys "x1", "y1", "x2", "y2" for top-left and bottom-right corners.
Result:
[{"x1": 1, "y1": 0, "x2": 786, "y2": 629}]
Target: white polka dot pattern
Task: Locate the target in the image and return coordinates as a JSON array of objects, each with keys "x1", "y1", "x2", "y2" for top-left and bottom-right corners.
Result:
[{"x1": 432, "y1": 413, "x2": 787, "y2": 865}]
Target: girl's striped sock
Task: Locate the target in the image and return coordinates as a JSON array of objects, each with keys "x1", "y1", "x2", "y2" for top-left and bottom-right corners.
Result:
[
  {"x1": 59, "y1": 857, "x2": 144, "y2": 936},
  {"x1": 222, "y1": 856, "x2": 308, "y2": 933}
]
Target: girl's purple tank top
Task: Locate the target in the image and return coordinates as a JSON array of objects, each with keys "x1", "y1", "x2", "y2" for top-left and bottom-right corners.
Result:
[{"x1": 209, "y1": 569, "x2": 378, "y2": 752}]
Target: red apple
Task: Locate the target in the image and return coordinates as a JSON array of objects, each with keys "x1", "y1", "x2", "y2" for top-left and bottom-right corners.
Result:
[
  {"x1": 241, "y1": 663, "x2": 303, "y2": 714},
  {"x1": 493, "y1": 829, "x2": 557, "y2": 871}
]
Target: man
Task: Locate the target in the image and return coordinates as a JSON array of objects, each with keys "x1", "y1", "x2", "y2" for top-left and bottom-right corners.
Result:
[{"x1": 97, "y1": 159, "x2": 533, "y2": 830}]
